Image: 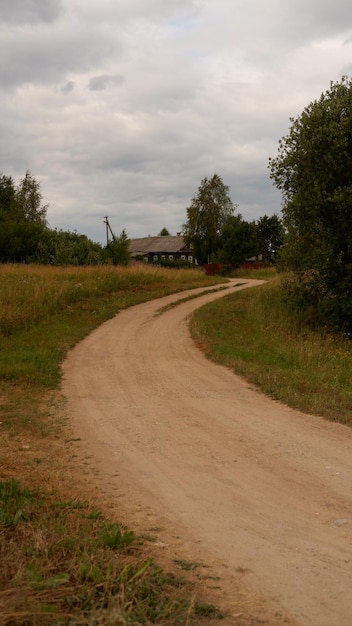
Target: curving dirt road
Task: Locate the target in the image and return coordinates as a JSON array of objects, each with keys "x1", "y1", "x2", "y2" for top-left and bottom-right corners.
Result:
[{"x1": 62, "y1": 279, "x2": 352, "y2": 625}]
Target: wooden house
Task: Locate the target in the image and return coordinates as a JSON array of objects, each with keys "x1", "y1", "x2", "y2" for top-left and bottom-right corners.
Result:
[{"x1": 129, "y1": 235, "x2": 195, "y2": 264}]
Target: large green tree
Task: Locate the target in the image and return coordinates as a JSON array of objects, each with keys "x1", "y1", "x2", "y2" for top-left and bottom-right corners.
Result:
[
  {"x1": 106, "y1": 229, "x2": 130, "y2": 266},
  {"x1": 256, "y1": 214, "x2": 284, "y2": 264},
  {"x1": 15, "y1": 171, "x2": 48, "y2": 225},
  {"x1": 0, "y1": 174, "x2": 16, "y2": 219},
  {"x1": 0, "y1": 171, "x2": 48, "y2": 262},
  {"x1": 0, "y1": 171, "x2": 106, "y2": 265},
  {"x1": 217, "y1": 215, "x2": 257, "y2": 267},
  {"x1": 0, "y1": 171, "x2": 48, "y2": 225},
  {"x1": 183, "y1": 174, "x2": 236, "y2": 264},
  {"x1": 269, "y1": 77, "x2": 352, "y2": 331},
  {"x1": 158, "y1": 227, "x2": 171, "y2": 236}
]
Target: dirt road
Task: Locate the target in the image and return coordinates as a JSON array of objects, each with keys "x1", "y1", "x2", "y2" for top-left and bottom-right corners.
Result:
[{"x1": 62, "y1": 279, "x2": 352, "y2": 625}]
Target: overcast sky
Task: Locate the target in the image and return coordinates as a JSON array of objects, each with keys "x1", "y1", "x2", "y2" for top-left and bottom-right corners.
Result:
[{"x1": 1, "y1": 0, "x2": 352, "y2": 243}]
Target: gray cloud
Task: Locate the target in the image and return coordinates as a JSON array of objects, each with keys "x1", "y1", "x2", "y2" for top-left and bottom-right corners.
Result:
[
  {"x1": 89, "y1": 74, "x2": 125, "y2": 91},
  {"x1": 0, "y1": 17, "x2": 120, "y2": 89},
  {"x1": 61, "y1": 80, "x2": 75, "y2": 94},
  {"x1": 0, "y1": 0, "x2": 351, "y2": 243},
  {"x1": 0, "y1": 0, "x2": 62, "y2": 24}
]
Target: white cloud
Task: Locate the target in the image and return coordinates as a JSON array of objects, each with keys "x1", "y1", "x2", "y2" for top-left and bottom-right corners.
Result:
[{"x1": 1, "y1": 0, "x2": 352, "y2": 243}]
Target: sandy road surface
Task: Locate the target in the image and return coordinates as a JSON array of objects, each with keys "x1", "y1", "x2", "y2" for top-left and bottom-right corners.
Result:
[{"x1": 62, "y1": 279, "x2": 352, "y2": 625}]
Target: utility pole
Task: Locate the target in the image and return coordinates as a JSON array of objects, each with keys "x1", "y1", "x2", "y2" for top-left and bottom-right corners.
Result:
[
  {"x1": 103, "y1": 216, "x2": 115, "y2": 246},
  {"x1": 103, "y1": 216, "x2": 109, "y2": 246}
]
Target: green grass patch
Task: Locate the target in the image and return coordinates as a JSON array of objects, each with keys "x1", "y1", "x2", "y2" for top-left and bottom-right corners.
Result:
[
  {"x1": 155, "y1": 286, "x2": 229, "y2": 316},
  {"x1": 191, "y1": 278, "x2": 352, "y2": 424},
  {"x1": 0, "y1": 480, "x2": 205, "y2": 625},
  {"x1": 174, "y1": 559, "x2": 203, "y2": 572},
  {"x1": 194, "y1": 603, "x2": 224, "y2": 619},
  {"x1": 0, "y1": 479, "x2": 36, "y2": 527}
]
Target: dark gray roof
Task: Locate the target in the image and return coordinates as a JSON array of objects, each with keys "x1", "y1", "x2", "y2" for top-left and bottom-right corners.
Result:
[{"x1": 129, "y1": 236, "x2": 191, "y2": 256}]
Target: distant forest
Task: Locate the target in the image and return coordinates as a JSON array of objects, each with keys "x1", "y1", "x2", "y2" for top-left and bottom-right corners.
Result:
[{"x1": 0, "y1": 172, "x2": 129, "y2": 265}]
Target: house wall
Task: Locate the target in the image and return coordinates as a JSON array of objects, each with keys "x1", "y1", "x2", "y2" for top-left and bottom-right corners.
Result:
[{"x1": 142, "y1": 252, "x2": 194, "y2": 264}]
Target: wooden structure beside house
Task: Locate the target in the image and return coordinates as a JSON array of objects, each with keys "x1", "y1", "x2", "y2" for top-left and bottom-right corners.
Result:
[{"x1": 129, "y1": 235, "x2": 195, "y2": 265}]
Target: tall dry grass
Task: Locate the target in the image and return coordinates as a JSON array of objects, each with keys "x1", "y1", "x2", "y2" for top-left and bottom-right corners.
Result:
[{"x1": 0, "y1": 263, "x2": 223, "y2": 336}]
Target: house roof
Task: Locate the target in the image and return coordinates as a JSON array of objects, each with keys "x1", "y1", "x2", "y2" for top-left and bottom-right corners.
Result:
[{"x1": 129, "y1": 236, "x2": 190, "y2": 256}]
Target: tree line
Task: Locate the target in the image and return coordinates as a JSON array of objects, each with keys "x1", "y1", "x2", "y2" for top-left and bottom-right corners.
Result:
[
  {"x1": 183, "y1": 173, "x2": 284, "y2": 267},
  {"x1": 0, "y1": 172, "x2": 129, "y2": 266},
  {"x1": 0, "y1": 170, "x2": 282, "y2": 270}
]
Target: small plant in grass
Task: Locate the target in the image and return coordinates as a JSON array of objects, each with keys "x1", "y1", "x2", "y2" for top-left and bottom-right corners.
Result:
[
  {"x1": 85, "y1": 510, "x2": 103, "y2": 520},
  {"x1": 79, "y1": 561, "x2": 110, "y2": 584},
  {"x1": 0, "y1": 479, "x2": 35, "y2": 527},
  {"x1": 101, "y1": 522, "x2": 136, "y2": 549},
  {"x1": 58, "y1": 499, "x2": 89, "y2": 509},
  {"x1": 27, "y1": 566, "x2": 70, "y2": 590},
  {"x1": 70, "y1": 560, "x2": 192, "y2": 623},
  {"x1": 194, "y1": 602, "x2": 224, "y2": 619},
  {"x1": 174, "y1": 558, "x2": 203, "y2": 571}
]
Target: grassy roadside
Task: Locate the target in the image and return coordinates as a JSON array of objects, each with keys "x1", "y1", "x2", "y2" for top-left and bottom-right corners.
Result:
[
  {"x1": 1, "y1": 264, "x2": 229, "y2": 626},
  {"x1": 191, "y1": 273, "x2": 352, "y2": 425}
]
